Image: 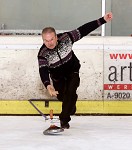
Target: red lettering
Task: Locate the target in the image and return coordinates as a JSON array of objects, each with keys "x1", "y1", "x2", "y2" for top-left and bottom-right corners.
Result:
[
  {"x1": 109, "y1": 54, "x2": 118, "y2": 59},
  {"x1": 109, "y1": 53, "x2": 132, "y2": 59},
  {"x1": 119, "y1": 54, "x2": 127, "y2": 59}
]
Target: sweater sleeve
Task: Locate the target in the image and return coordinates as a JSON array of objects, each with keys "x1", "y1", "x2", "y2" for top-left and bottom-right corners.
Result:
[
  {"x1": 77, "y1": 17, "x2": 106, "y2": 38},
  {"x1": 38, "y1": 57, "x2": 51, "y2": 88},
  {"x1": 67, "y1": 17, "x2": 106, "y2": 43}
]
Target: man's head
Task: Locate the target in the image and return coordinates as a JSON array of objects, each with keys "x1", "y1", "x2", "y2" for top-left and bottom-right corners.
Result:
[{"x1": 42, "y1": 27, "x2": 58, "y2": 49}]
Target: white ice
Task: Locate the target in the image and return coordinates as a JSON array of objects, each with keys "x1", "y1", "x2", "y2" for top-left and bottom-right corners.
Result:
[{"x1": 0, "y1": 116, "x2": 132, "y2": 150}]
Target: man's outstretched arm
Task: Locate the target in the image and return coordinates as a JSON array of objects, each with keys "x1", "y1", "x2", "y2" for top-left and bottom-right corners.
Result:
[
  {"x1": 68, "y1": 12, "x2": 113, "y2": 42},
  {"x1": 77, "y1": 12, "x2": 113, "y2": 38}
]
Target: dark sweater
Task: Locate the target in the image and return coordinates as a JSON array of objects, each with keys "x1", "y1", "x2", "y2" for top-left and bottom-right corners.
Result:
[{"x1": 38, "y1": 17, "x2": 106, "y2": 88}]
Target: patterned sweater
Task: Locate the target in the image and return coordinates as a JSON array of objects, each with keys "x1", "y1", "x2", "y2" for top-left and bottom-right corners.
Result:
[{"x1": 38, "y1": 17, "x2": 106, "y2": 88}]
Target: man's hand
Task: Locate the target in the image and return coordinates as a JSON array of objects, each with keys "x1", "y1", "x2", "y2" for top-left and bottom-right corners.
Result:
[
  {"x1": 47, "y1": 85, "x2": 59, "y2": 97},
  {"x1": 104, "y1": 12, "x2": 113, "y2": 22}
]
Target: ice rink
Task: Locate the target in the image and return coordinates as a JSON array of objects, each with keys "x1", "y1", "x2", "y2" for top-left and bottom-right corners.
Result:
[{"x1": 0, "y1": 116, "x2": 132, "y2": 150}]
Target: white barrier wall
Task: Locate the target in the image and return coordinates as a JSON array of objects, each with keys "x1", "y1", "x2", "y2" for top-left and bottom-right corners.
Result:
[
  {"x1": 0, "y1": 36, "x2": 132, "y2": 100},
  {"x1": 104, "y1": 37, "x2": 132, "y2": 100}
]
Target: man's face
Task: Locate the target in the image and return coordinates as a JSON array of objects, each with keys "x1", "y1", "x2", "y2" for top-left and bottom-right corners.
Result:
[{"x1": 42, "y1": 32, "x2": 58, "y2": 49}]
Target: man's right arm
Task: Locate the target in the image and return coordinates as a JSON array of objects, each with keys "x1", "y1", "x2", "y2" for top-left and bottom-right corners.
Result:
[
  {"x1": 38, "y1": 56, "x2": 51, "y2": 88},
  {"x1": 39, "y1": 66, "x2": 50, "y2": 88},
  {"x1": 38, "y1": 56, "x2": 58, "y2": 97}
]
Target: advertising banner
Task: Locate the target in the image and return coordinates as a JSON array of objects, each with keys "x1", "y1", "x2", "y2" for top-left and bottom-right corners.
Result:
[{"x1": 104, "y1": 45, "x2": 132, "y2": 100}]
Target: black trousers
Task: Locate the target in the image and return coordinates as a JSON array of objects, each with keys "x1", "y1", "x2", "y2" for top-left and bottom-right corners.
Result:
[{"x1": 52, "y1": 72, "x2": 80, "y2": 124}]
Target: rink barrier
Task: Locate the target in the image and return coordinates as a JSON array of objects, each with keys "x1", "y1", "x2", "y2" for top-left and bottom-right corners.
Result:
[
  {"x1": 1, "y1": 100, "x2": 132, "y2": 115},
  {"x1": 1, "y1": 36, "x2": 132, "y2": 115}
]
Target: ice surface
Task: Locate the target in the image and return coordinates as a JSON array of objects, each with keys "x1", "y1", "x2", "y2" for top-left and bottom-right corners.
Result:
[{"x1": 0, "y1": 116, "x2": 132, "y2": 150}]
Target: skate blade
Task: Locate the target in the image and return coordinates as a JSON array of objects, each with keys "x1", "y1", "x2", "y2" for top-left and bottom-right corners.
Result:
[{"x1": 43, "y1": 128, "x2": 64, "y2": 135}]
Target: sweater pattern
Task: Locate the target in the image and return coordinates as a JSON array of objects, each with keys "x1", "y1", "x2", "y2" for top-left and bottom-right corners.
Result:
[{"x1": 38, "y1": 29, "x2": 81, "y2": 69}]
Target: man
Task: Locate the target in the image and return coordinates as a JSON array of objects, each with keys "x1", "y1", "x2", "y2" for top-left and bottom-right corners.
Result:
[{"x1": 38, "y1": 12, "x2": 113, "y2": 129}]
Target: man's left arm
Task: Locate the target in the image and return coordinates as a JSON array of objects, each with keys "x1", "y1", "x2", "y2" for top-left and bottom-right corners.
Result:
[
  {"x1": 68, "y1": 12, "x2": 113, "y2": 43},
  {"x1": 77, "y1": 12, "x2": 113, "y2": 38}
]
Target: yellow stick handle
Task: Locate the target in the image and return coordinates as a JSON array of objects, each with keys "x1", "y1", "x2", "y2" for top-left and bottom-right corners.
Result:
[{"x1": 50, "y1": 109, "x2": 53, "y2": 120}]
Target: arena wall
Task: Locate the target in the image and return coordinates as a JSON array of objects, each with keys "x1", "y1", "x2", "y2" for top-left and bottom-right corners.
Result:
[{"x1": 0, "y1": 36, "x2": 132, "y2": 115}]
